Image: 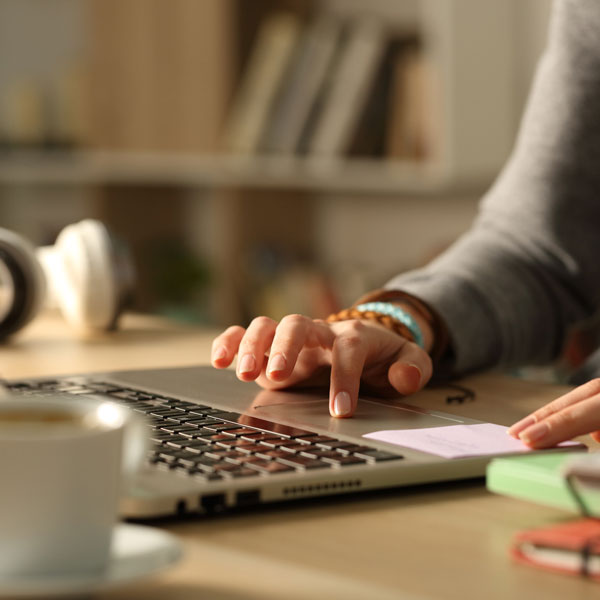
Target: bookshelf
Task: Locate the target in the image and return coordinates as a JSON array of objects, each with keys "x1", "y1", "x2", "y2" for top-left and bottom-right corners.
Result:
[
  {"x1": 0, "y1": 0, "x2": 523, "y2": 325},
  {"x1": 0, "y1": 151, "x2": 490, "y2": 195}
]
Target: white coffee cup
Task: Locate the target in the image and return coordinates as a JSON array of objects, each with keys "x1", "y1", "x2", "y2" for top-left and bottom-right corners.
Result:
[{"x1": 0, "y1": 394, "x2": 147, "y2": 578}]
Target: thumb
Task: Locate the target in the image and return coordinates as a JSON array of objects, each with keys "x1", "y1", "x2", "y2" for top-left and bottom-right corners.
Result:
[{"x1": 387, "y1": 344, "x2": 432, "y2": 395}]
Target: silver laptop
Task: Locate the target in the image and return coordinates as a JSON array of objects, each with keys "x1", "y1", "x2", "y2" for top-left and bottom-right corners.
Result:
[{"x1": 4, "y1": 365, "x2": 573, "y2": 519}]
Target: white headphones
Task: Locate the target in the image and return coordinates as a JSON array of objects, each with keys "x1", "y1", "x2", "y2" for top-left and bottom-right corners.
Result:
[{"x1": 0, "y1": 219, "x2": 134, "y2": 340}]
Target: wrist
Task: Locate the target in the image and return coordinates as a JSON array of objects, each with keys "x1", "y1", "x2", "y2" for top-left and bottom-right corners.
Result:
[
  {"x1": 353, "y1": 301, "x2": 425, "y2": 348},
  {"x1": 353, "y1": 289, "x2": 449, "y2": 364},
  {"x1": 390, "y1": 302, "x2": 434, "y2": 353}
]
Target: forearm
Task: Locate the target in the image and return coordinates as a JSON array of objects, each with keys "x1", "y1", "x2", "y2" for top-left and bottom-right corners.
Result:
[{"x1": 387, "y1": 0, "x2": 600, "y2": 376}]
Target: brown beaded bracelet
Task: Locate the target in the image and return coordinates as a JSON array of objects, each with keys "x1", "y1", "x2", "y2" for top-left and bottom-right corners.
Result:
[
  {"x1": 326, "y1": 306, "x2": 417, "y2": 344},
  {"x1": 328, "y1": 289, "x2": 450, "y2": 364}
]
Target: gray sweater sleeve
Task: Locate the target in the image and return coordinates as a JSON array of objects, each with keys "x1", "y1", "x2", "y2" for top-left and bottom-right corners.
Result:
[{"x1": 385, "y1": 0, "x2": 600, "y2": 375}]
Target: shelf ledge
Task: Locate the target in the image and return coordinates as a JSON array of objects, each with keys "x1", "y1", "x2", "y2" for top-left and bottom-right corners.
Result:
[{"x1": 0, "y1": 151, "x2": 493, "y2": 196}]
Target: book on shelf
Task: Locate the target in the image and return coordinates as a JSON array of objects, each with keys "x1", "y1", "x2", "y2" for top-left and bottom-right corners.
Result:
[
  {"x1": 222, "y1": 12, "x2": 302, "y2": 155},
  {"x1": 346, "y1": 38, "x2": 406, "y2": 158},
  {"x1": 260, "y1": 14, "x2": 344, "y2": 156},
  {"x1": 222, "y1": 8, "x2": 441, "y2": 164},
  {"x1": 385, "y1": 41, "x2": 441, "y2": 161},
  {"x1": 305, "y1": 16, "x2": 388, "y2": 159}
]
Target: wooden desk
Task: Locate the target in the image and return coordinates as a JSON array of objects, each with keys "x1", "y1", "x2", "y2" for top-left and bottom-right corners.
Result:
[{"x1": 2, "y1": 312, "x2": 598, "y2": 600}]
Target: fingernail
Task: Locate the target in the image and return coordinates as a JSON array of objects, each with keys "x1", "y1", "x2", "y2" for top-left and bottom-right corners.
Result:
[
  {"x1": 238, "y1": 354, "x2": 256, "y2": 374},
  {"x1": 212, "y1": 346, "x2": 227, "y2": 361},
  {"x1": 519, "y1": 421, "x2": 549, "y2": 443},
  {"x1": 407, "y1": 363, "x2": 422, "y2": 386},
  {"x1": 333, "y1": 391, "x2": 352, "y2": 417},
  {"x1": 267, "y1": 353, "x2": 286, "y2": 374},
  {"x1": 507, "y1": 415, "x2": 536, "y2": 437}
]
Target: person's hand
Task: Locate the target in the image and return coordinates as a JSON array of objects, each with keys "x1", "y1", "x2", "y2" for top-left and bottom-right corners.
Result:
[
  {"x1": 508, "y1": 378, "x2": 600, "y2": 447},
  {"x1": 211, "y1": 314, "x2": 433, "y2": 418}
]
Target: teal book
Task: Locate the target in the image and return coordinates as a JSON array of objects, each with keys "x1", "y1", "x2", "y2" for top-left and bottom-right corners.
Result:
[{"x1": 486, "y1": 452, "x2": 600, "y2": 516}]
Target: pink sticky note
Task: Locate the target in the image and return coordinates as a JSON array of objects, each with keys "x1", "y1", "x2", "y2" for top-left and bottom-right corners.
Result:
[{"x1": 363, "y1": 423, "x2": 579, "y2": 459}]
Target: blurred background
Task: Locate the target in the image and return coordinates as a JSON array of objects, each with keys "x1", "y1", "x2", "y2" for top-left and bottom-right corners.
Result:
[{"x1": 0, "y1": 0, "x2": 552, "y2": 328}]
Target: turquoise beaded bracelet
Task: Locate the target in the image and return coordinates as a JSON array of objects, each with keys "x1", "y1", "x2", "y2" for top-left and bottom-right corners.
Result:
[{"x1": 355, "y1": 302, "x2": 424, "y2": 348}]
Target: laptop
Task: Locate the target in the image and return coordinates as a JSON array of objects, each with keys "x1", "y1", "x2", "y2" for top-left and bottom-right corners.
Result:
[{"x1": 4, "y1": 365, "x2": 578, "y2": 519}]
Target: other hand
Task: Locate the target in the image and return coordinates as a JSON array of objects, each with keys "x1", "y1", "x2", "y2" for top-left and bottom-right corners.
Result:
[
  {"x1": 211, "y1": 314, "x2": 432, "y2": 418},
  {"x1": 508, "y1": 378, "x2": 600, "y2": 447}
]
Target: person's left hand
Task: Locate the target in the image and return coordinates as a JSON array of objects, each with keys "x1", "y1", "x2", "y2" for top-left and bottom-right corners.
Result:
[{"x1": 508, "y1": 378, "x2": 600, "y2": 447}]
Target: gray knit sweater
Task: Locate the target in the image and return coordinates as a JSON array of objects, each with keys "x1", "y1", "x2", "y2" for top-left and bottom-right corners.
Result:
[{"x1": 386, "y1": 0, "x2": 600, "y2": 378}]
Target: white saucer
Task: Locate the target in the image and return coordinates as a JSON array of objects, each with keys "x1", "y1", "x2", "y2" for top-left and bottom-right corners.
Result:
[{"x1": 0, "y1": 523, "x2": 182, "y2": 598}]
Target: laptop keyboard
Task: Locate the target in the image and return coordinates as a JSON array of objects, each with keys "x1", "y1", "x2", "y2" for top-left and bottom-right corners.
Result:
[{"x1": 6, "y1": 378, "x2": 403, "y2": 482}]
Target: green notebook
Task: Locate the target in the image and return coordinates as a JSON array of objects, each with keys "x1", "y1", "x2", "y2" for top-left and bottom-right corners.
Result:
[{"x1": 486, "y1": 452, "x2": 600, "y2": 516}]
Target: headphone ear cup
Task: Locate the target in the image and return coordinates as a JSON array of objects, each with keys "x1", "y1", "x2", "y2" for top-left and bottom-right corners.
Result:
[
  {"x1": 0, "y1": 229, "x2": 45, "y2": 340},
  {"x1": 39, "y1": 219, "x2": 120, "y2": 331}
]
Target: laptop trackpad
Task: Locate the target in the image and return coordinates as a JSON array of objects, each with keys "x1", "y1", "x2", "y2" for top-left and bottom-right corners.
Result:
[{"x1": 249, "y1": 389, "x2": 474, "y2": 439}]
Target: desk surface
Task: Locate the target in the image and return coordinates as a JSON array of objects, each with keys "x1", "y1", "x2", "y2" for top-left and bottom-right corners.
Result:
[{"x1": 2, "y1": 312, "x2": 598, "y2": 600}]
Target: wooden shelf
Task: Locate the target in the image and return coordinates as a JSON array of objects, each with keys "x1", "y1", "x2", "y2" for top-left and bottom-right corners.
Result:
[{"x1": 0, "y1": 151, "x2": 492, "y2": 196}]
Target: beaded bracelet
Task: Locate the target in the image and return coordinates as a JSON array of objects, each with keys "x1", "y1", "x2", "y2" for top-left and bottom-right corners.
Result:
[
  {"x1": 326, "y1": 302, "x2": 424, "y2": 348},
  {"x1": 356, "y1": 302, "x2": 424, "y2": 348},
  {"x1": 326, "y1": 289, "x2": 450, "y2": 362},
  {"x1": 326, "y1": 305, "x2": 418, "y2": 345},
  {"x1": 355, "y1": 289, "x2": 450, "y2": 364}
]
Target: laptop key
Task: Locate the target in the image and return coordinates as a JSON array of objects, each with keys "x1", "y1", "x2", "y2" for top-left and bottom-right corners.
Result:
[
  {"x1": 159, "y1": 425, "x2": 199, "y2": 436},
  {"x1": 212, "y1": 463, "x2": 243, "y2": 475},
  {"x1": 209, "y1": 411, "x2": 242, "y2": 422},
  {"x1": 257, "y1": 449, "x2": 292, "y2": 460},
  {"x1": 158, "y1": 451, "x2": 185, "y2": 463},
  {"x1": 156, "y1": 433, "x2": 188, "y2": 443},
  {"x1": 219, "y1": 439, "x2": 257, "y2": 450},
  {"x1": 221, "y1": 450, "x2": 252, "y2": 465},
  {"x1": 149, "y1": 432, "x2": 174, "y2": 443},
  {"x1": 246, "y1": 460, "x2": 295, "y2": 474},
  {"x1": 185, "y1": 417, "x2": 223, "y2": 427},
  {"x1": 183, "y1": 443, "x2": 213, "y2": 454},
  {"x1": 225, "y1": 455, "x2": 265, "y2": 466},
  {"x1": 297, "y1": 435, "x2": 338, "y2": 445},
  {"x1": 177, "y1": 429, "x2": 204, "y2": 439},
  {"x1": 149, "y1": 409, "x2": 184, "y2": 418},
  {"x1": 228, "y1": 417, "x2": 314, "y2": 439},
  {"x1": 190, "y1": 469, "x2": 223, "y2": 482},
  {"x1": 164, "y1": 415, "x2": 200, "y2": 424},
  {"x1": 240, "y1": 432, "x2": 281, "y2": 443},
  {"x1": 352, "y1": 450, "x2": 404, "y2": 462},
  {"x1": 320, "y1": 456, "x2": 367, "y2": 467},
  {"x1": 203, "y1": 423, "x2": 242, "y2": 433},
  {"x1": 299, "y1": 449, "x2": 339, "y2": 460},
  {"x1": 230, "y1": 468, "x2": 260, "y2": 478},
  {"x1": 277, "y1": 441, "x2": 309, "y2": 450},
  {"x1": 165, "y1": 437, "x2": 195, "y2": 450},
  {"x1": 186, "y1": 407, "x2": 213, "y2": 417},
  {"x1": 226, "y1": 428, "x2": 261, "y2": 437},
  {"x1": 108, "y1": 390, "x2": 143, "y2": 401},
  {"x1": 258, "y1": 437, "x2": 289, "y2": 449},
  {"x1": 204, "y1": 449, "x2": 246, "y2": 460},
  {"x1": 334, "y1": 445, "x2": 373, "y2": 456},
  {"x1": 177, "y1": 455, "x2": 214, "y2": 469},
  {"x1": 198, "y1": 433, "x2": 236, "y2": 444},
  {"x1": 319, "y1": 441, "x2": 355, "y2": 450},
  {"x1": 87, "y1": 382, "x2": 122, "y2": 393},
  {"x1": 245, "y1": 443, "x2": 272, "y2": 455},
  {"x1": 275, "y1": 456, "x2": 331, "y2": 470},
  {"x1": 194, "y1": 458, "x2": 222, "y2": 471}
]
